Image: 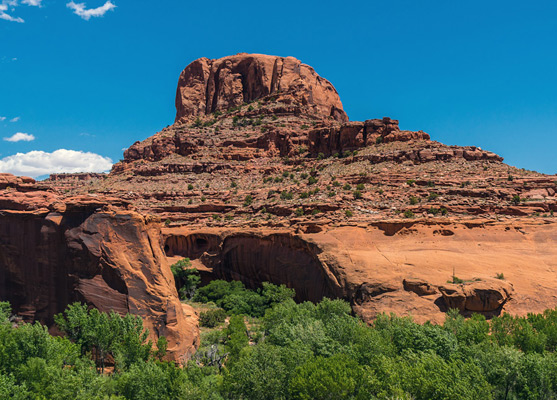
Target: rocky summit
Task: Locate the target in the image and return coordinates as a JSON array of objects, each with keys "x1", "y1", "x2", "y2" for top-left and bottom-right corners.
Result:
[{"x1": 1, "y1": 53, "x2": 557, "y2": 362}]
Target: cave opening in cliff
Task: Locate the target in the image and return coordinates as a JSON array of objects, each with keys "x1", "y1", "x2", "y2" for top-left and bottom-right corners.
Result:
[{"x1": 163, "y1": 233, "x2": 338, "y2": 303}]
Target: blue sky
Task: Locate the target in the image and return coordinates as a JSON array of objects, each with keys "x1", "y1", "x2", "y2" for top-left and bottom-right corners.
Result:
[{"x1": 1, "y1": 0, "x2": 556, "y2": 177}]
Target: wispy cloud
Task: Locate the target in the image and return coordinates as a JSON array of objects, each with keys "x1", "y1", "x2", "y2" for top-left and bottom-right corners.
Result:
[
  {"x1": 0, "y1": 56, "x2": 18, "y2": 63},
  {"x1": 66, "y1": 1, "x2": 115, "y2": 20},
  {"x1": 21, "y1": 0, "x2": 42, "y2": 6},
  {"x1": 0, "y1": 2, "x2": 24, "y2": 23},
  {"x1": 9, "y1": 116, "x2": 20, "y2": 122},
  {"x1": 3, "y1": 132, "x2": 35, "y2": 142},
  {"x1": 0, "y1": 117, "x2": 6, "y2": 121},
  {"x1": 0, "y1": 149, "x2": 113, "y2": 178}
]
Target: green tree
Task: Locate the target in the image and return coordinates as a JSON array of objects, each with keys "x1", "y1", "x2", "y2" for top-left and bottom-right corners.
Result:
[
  {"x1": 225, "y1": 315, "x2": 249, "y2": 360},
  {"x1": 289, "y1": 354, "x2": 378, "y2": 400},
  {"x1": 222, "y1": 344, "x2": 289, "y2": 400},
  {"x1": 170, "y1": 258, "x2": 201, "y2": 299},
  {"x1": 443, "y1": 309, "x2": 489, "y2": 345},
  {"x1": 397, "y1": 351, "x2": 493, "y2": 400},
  {"x1": 55, "y1": 303, "x2": 152, "y2": 372}
]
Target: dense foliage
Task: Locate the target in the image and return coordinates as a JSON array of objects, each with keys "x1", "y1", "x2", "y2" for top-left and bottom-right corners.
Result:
[
  {"x1": 193, "y1": 279, "x2": 295, "y2": 317},
  {"x1": 1, "y1": 281, "x2": 557, "y2": 399},
  {"x1": 170, "y1": 258, "x2": 200, "y2": 300}
]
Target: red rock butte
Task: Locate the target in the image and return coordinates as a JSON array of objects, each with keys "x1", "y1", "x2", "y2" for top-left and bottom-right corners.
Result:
[
  {"x1": 1, "y1": 53, "x2": 556, "y2": 363},
  {"x1": 174, "y1": 53, "x2": 348, "y2": 123}
]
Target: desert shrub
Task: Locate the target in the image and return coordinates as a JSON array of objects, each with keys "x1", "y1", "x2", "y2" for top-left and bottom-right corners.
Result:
[
  {"x1": 199, "y1": 309, "x2": 227, "y2": 328},
  {"x1": 243, "y1": 195, "x2": 253, "y2": 206},
  {"x1": 280, "y1": 191, "x2": 293, "y2": 200}
]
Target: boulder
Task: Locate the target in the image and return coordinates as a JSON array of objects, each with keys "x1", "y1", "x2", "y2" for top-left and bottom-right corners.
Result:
[
  {"x1": 439, "y1": 279, "x2": 513, "y2": 312},
  {"x1": 403, "y1": 278, "x2": 438, "y2": 296}
]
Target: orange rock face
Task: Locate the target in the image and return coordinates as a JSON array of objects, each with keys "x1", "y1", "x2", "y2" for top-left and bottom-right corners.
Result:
[
  {"x1": 174, "y1": 53, "x2": 348, "y2": 123},
  {"x1": 0, "y1": 188, "x2": 198, "y2": 363},
  {"x1": 162, "y1": 220, "x2": 557, "y2": 324}
]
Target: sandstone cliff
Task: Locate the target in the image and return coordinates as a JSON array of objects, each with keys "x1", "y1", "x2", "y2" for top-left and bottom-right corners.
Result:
[{"x1": 0, "y1": 184, "x2": 198, "y2": 363}]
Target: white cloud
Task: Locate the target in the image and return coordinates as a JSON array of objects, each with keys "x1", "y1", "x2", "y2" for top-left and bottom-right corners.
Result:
[
  {"x1": 9, "y1": 116, "x2": 20, "y2": 122},
  {"x1": 0, "y1": 3, "x2": 24, "y2": 23},
  {"x1": 0, "y1": 117, "x2": 6, "y2": 121},
  {"x1": 0, "y1": 0, "x2": 43, "y2": 22},
  {"x1": 0, "y1": 149, "x2": 113, "y2": 178},
  {"x1": 66, "y1": 1, "x2": 115, "y2": 20},
  {"x1": 3, "y1": 132, "x2": 35, "y2": 142}
]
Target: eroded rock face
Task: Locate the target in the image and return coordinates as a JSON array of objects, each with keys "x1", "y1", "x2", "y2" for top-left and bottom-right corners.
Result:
[
  {"x1": 0, "y1": 173, "x2": 35, "y2": 189},
  {"x1": 0, "y1": 189, "x2": 199, "y2": 363},
  {"x1": 162, "y1": 221, "x2": 556, "y2": 325},
  {"x1": 163, "y1": 230, "x2": 341, "y2": 302},
  {"x1": 308, "y1": 117, "x2": 431, "y2": 156},
  {"x1": 175, "y1": 53, "x2": 348, "y2": 123}
]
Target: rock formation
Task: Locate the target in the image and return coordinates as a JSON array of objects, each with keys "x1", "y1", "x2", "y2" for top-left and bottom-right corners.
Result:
[
  {"x1": 2, "y1": 53, "x2": 557, "y2": 362},
  {"x1": 174, "y1": 53, "x2": 347, "y2": 123},
  {"x1": 0, "y1": 181, "x2": 198, "y2": 363}
]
